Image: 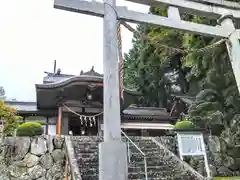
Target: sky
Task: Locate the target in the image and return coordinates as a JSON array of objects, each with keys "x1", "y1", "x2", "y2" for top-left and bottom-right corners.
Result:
[{"x1": 0, "y1": 0, "x2": 148, "y2": 101}]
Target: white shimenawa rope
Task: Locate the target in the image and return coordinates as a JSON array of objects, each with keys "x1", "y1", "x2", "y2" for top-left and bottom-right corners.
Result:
[{"x1": 62, "y1": 104, "x2": 103, "y2": 127}]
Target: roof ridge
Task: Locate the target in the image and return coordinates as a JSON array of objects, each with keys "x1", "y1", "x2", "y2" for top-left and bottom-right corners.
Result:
[{"x1": 4, "y1": 101, "x2": 37, "y2": 105}]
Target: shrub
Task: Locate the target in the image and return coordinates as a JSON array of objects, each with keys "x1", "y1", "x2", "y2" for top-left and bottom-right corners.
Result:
[
  {"x1": 0, "y1": 100, "x2": 22, "y2": 136},
  {"x1": 16, "y1": 122, "x2": 44, "y2": 137},
  {"x1": 174, "y1": 120, "x2": 195, "y2": 130}
]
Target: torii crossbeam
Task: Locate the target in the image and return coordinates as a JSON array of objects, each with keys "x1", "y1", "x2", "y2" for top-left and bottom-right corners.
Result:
[
  {"x1": 54, "y1": 0, "x2": 240, "y2": 179},
  {"x1": 54, "y1": 0, "x2": 228, "y2": 37}
]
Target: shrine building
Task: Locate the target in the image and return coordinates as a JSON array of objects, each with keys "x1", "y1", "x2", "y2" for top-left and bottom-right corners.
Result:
[{"x1": 5, "y1": 66, "x2": 192, "y2": 136}]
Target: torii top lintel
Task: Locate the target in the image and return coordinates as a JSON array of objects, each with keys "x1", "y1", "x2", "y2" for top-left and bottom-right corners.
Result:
[
  {"x1": 54, "y1": 0, "x2": 230, "y2": 38},
  {"x1": 128, "y1": 0, "x2": 240, "y2": 20}
]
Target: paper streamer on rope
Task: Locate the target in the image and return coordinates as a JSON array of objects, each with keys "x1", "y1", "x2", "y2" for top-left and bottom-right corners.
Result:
[{"x1": 63, "y1": 104, "x2": 103, "y2": 127}]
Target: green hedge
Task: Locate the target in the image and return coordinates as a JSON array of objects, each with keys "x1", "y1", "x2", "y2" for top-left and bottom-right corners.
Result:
[
  {"x1": 16, "y1": 122, "x2": 44, "y2": 137},
  {"x1": 174, "y1": 120, "x2": 195, "y2": 130}
]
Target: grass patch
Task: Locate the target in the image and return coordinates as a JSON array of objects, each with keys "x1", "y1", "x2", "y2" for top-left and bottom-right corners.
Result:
[{"x1": 214, "y1": 177, "x2": 240, "y2": 180}]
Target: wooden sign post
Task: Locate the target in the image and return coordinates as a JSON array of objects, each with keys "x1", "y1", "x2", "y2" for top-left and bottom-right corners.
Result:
[{"x1": 54, "y1": 0, "x2": 240, "y2": 179}]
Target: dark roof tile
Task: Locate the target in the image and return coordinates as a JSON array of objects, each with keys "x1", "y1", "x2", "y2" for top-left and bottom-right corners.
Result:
[
  {"x1": 4, "y1": 101, "x2": 37, "y2": 112},
  {"x1": 5, "y1": 101, "x2": 172, "y2": 121}
]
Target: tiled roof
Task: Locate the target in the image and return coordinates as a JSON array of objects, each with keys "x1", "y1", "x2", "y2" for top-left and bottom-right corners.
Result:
[
  {"x1": 123, "y1": 107, "x2": 168, "y2": 116},
  {"x1": 39, "y1": 68, "x2": 141, "y2": 99},
  {"x1": 122, "y1": 107, "x2": 172, "y2": 121},
  {"x1": 43, "y1": 66, "x2": 103, "y2": 84},
  {"x1": 4, "y1": 101, "x2": 38, "y2": 112},
  {"x1": 80, "y1": 66, "x2": 103, "y2": 77},
  {"x1": 37, "y1": 75, "x2": 103, "y2": 89},
  {"x1": 43, "y1": 74, "x2": 74, "y2": 84},
  {"x1": 5, "y1": 101, "x2": 172, "y2": 121}
]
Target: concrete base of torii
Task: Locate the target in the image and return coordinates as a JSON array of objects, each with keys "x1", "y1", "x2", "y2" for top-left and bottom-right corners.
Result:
[{"x1": 99, "y1": 140, "x2": 128, "y2": 180}]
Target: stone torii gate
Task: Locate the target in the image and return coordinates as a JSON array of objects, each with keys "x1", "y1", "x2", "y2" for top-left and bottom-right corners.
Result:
[{"x1": 54, "y1": 0, "x2": 240, "y2": 179}]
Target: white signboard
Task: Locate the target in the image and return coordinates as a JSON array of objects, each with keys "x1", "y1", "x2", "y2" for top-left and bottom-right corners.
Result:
[
  {"x1": 48, "y1": 125, "x2": 56, "y2": 135},
  {"x1": 177, "y1": 132, "x2": 211, "y2": 178},
  {"x1": 177, "y1": 133, "x2": 204, "y2": 156}
]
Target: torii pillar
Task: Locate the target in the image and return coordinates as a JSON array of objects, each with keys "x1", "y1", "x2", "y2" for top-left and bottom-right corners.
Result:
[
  {"x1": 218, "y1": 14, "x2": 240, "y2": 94},
  {"x1": 98, "y1": 0, "x2": 128, "y2": 178}
]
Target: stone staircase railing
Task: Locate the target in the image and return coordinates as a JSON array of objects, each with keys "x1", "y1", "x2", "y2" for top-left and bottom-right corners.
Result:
[
  {"x1": 152, "y1": 137, "x2": 207, "y2": 180},
  {"x1": 121, "y1": 130, "x2": 148, "y2": 180},
  {"x1": 123, "y1": 136, "x2": 205, "y2": 180},
  {"x1": 64, "y1": 136, "x2": 82, "y2": 180}
]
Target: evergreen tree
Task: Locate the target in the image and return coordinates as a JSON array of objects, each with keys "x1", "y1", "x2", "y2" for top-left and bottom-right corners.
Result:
[
  {"x1": 124, "y1": 4, "x2": 240, "y2": 132},
  {"x1": 124, "y1": 3, "x2": 240, "y2": 172},
  {"x1": 124, "y1": 8, "x2": 190, "y2": 107}
]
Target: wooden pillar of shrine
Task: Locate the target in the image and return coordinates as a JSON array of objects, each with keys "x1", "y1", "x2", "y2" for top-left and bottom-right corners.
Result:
[
  {"x1": 57, "y1": 106, "x2": 62, "y2": 136},
  {"x1": 45, "y1": 116, "x2": 49, "y2": 135}
]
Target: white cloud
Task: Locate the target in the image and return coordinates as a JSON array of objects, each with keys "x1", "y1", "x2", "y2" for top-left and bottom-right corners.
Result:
[{"x1": 0, "y1": 0, "x2": 148, "y2": 101}]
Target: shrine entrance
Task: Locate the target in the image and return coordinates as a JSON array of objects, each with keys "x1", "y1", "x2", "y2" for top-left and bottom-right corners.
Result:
[
  {"x1": 68, "y1": 114, "x2": 99, "y2": 136},
  {"x1": 54, "y1": 0, "x2": 240, "y2": 178}
]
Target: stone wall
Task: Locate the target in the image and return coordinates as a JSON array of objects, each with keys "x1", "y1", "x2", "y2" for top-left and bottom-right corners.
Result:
[
  {"x1": 155, "y1": 135, "x2": 240, "y2": 177},
  {"x1": 0, "y1": 136, "x2": 66, "y2": 180},
  {"x1": 206, "y1": 136, "x2": 240, "y2": 177}
]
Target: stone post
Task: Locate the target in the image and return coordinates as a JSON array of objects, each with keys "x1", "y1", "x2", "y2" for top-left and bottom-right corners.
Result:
[{"x1": 99, "y1": 0, "x2": 128, "y2": 178}]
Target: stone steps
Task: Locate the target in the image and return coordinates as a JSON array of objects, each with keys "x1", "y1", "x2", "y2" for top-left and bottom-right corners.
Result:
[
  {"x1": 70, "y1": 136, "x2": 203, "y2": 180},
  {"x1": 124, "y1": 137, "x2": 201, "y2": 180},
  {"x1": 128, "y1": 146, "x2": 161, "y2": 153},
  {"x1": 80, "y1": 174, "x2": 98, "y2": 180},
  {"x1": 71, "y1": 136, "x2": 100, "y2": 180},
  {"x1": 130, "y1": 160, "x2": 178, "y2": 168},
  {"x1": 128, "y1": 171, "x2": 185, "y2": 179},
  {"x1": 129, "y1": 165, "x2": 173, "y2": 172}
]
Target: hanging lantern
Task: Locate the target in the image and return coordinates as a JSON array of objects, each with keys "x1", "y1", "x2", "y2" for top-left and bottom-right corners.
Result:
[{"x1": 86, "y1": 92, "x2": 92, "y2": 100}]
